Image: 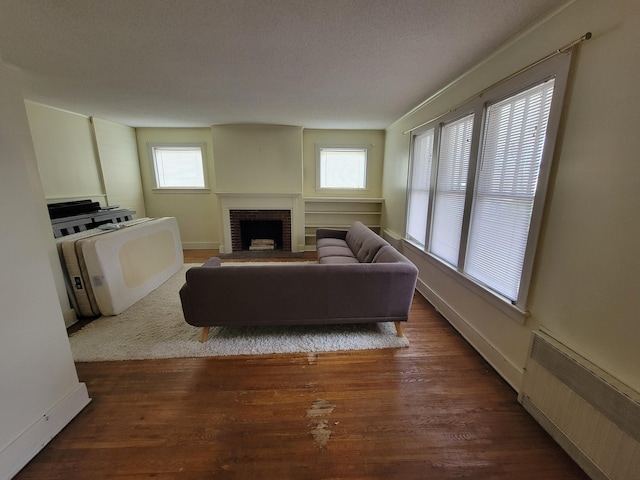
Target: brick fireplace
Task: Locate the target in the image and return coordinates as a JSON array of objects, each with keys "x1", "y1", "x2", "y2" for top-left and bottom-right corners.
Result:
[
  {"x1": 229, "y1": 209, "x2": 292, "y2": 252},
  {"x1": 216, "y1": 193, "x2": 302, "y2": 254}
]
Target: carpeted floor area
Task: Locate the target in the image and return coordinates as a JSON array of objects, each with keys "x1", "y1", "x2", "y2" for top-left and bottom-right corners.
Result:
[{"x1": 69, "y1": 263, "x2": 409, "y2": 361}]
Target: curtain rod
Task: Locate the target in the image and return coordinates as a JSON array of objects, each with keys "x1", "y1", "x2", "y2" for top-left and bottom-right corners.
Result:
[{"x1": 402, "y1": 32, "x2": 592, "y2": 135}]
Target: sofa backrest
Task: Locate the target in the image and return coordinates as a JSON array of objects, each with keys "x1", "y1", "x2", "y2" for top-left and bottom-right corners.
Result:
[{"x1": 345, "y1": 221, "x2": 389, "y2": 263}]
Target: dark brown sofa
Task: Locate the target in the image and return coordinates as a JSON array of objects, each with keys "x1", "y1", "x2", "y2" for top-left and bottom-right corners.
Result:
[{"x1": 179, "y1": 222, "x2": 418, "y2": 342}]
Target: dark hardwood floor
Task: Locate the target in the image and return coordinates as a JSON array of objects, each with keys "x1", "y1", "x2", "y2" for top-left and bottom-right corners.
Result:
[{"x1": 16, "y1": 250, "x2": 588, "y2": 479}]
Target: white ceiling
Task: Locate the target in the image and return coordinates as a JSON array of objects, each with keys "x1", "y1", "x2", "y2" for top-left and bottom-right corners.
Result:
[{"x1": 0, "y1": 0, "x2": 566, "y2": 129}]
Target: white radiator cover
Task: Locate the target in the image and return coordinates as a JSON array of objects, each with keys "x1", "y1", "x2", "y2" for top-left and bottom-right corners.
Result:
[{"x1": 520, "y1": 332, "x2": 640, "y2": 480}]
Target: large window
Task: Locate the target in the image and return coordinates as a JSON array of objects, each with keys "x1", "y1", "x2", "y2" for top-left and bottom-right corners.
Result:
[
  {"x1": 317, "y1": 146, "x2": 367, "y2": 190},
  {"x1": 149, "y1": 144, "x2": 207, "y2": 190},
  {"x1": 430, "y1": 114, "x2": 474, "y2": 266},
  {"x1": 405, "y1": 52, "x2": 571, "y2": 315},
  {"x1": 406, "y1": 129, "x2": 434, "y2": 245},
  {"x1": 465, "y1": 81, "x2": 555, "y2": 300}
]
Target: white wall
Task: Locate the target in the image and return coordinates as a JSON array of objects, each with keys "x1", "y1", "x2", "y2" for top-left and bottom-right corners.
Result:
[
  {"x1": 25, "y1": 102, "x2": 106, "y2": 205},
  {"x1": 212, "y1": 125, "x2": 303, "y2": 194},
  {"x1": 0, "y1": 55, "x2": 90, "y2": 479},
  {"x1": 211, "y1": 124, "x2": 305, "y2": 251},
  {"x1": 136, "y1": 127, "x2": 219, "y2": 249},
  {"x1": 92, "y1": 118, "x2": 146, "y2": 217},
  {"x1": 383, "y1": 0, "x2": 640, "y2": 392},
  {"x1": 25, "y1": 104, "x2": 146, "y2": 325},
  {"x1": 26, "y1": 103, "x2": 146, "y2": 216},
  {"x1": 530, "y1": 0, "x2": 640, "y2": 393},
  {"x1": 137, "y1": 126, "x2": 386, "y2": 251}
]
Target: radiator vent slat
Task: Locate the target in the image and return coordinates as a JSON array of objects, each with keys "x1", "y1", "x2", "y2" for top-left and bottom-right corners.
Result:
[
  {"x1": 521, "y1": 332, "x2": 640, "y2": 480},
  {"x1": 529, "y1": 334, "x2": 640, "y2": 441}
]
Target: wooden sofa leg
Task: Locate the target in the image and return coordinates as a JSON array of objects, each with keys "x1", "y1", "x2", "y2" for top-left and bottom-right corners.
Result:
[
  {"x1": 394, "y1": 322, "x2": 404, "y2": 338},
  {"x1": 200, "y1": 326, "x2": 210, "y2": 343}
]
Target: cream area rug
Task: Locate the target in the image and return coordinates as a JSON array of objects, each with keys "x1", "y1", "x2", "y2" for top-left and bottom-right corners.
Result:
[{"x1": 69, "y1": 263, "x2": 409, "y2": 362}]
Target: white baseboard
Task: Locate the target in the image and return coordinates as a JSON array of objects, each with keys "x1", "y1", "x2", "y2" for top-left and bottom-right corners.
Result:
[
  {"x1": 0, "y1": 383, "x2": 91, "y2": 480},
  {"x1": 415, "y1": 278, "x2": 523, "y2": 391},
  {"x1": 62, "y1": 307, "x2": 77, "y2": 328}
]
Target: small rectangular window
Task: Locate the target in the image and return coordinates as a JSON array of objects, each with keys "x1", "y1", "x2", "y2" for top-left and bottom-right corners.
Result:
[
  {"x1": 150, "y1": 144, "x2": 207, "y2": 189},
  {"x1": 317, "y1": 147, "x2": 367, "y2": 190}
]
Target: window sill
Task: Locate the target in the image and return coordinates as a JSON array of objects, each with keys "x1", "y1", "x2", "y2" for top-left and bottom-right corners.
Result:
[
  {"x1": 403, "y1": 240, "x2": 530, "y2": 325},
  {"x1": 315, "y1": 188, "x2": 371, "y2": 195},
  {"x1": 152, "y1": 188, "x2": 211, "y2": 194}
]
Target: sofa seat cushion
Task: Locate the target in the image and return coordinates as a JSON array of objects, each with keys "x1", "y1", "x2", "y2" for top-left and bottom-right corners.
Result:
[
  {"x1": 317, "y1": 245, "x2": 356, "y2": 260},
  {"x1": 318, "y1": 256, "x2": 360, "y2": 264}
]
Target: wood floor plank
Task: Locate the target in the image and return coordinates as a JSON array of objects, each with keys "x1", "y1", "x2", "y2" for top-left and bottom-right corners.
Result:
[{"x1": 14, "y1": 250, "x2": 589, "y2": 479}]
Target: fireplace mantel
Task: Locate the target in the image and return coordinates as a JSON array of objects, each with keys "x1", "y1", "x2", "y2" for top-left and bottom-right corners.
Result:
[{"x1": 216, "y1": 192, "x2": 303, "y2": 253}]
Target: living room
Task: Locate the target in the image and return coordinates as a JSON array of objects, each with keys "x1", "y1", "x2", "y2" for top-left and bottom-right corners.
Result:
[{"x1": 1, "y1": 1, "x2": 639, "y2": 478}]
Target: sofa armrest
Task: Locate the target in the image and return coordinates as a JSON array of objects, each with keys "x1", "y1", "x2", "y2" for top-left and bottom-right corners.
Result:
[
  {"x1": 201, "y1": 257, "x2": 222, "y2": 268},
  {"x1": 316, "y1": 228, "x2": 348, "y2": 241}
]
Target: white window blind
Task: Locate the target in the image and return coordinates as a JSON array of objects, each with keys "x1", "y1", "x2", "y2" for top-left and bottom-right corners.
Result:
[
  {"x1": 151, "y1": 146, "x2": 206, "y2": 188},
  {"x1": 465, "y1": 79, "x2": 555, "y2": 300},
  {"x1": 406, "y1": 128, "x2": 434, "y2": 246},
  {"x1": 430, "y1": 114, "x2": 474, "y2": 266},
  {"x1": 318, "y1": 147, "x2": 367, "y2": 189}
]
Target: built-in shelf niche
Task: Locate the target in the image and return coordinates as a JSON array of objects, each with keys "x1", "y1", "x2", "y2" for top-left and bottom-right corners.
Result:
[{"x1": 304, "y1": 197, "x2": 383, "y2": 251}]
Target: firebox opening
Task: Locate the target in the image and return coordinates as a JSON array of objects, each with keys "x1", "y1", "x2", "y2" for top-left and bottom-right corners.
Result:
[{"x1": 240, "y1": 220, "x2": 283, "y2": 251}]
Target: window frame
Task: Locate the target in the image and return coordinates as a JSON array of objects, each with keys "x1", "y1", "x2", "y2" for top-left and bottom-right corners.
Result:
[
  {"x1": 148, "y1": 143, "x2": 210, "y2": 193},
  {"x1": 316, "y1": 145, "x2": 369, "y2": 192},
  {"x1": 405, "y1": 51, "x2": 572, "y2": 322},
  {"x1": 406, "y1": 128, "x2": 435, "y2": 246},
  {"x1": 428, "y1": 112, "x2": 478, "y2": 267}
]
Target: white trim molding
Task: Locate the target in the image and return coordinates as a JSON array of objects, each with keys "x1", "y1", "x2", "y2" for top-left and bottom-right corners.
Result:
[{"x1": 0, "y1": 383, "x2": 90, "y2": 479}]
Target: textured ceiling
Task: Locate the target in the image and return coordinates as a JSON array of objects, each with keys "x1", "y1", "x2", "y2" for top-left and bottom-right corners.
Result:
[{"x1": 0, "y1": 0, "x2": 567, "y2": 129}]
